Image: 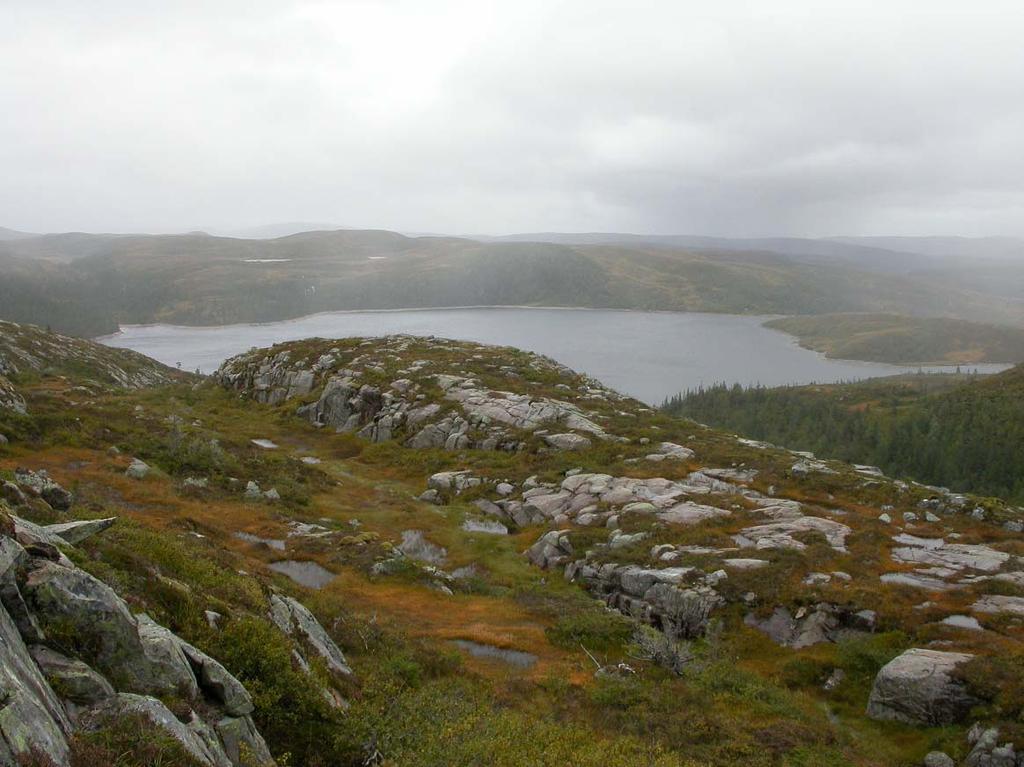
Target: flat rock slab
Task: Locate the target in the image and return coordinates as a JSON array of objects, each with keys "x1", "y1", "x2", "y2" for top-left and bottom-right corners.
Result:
[
  {"x1": 735, "y1": 516, "x2": 851, "y2": 553},
  {"x1": 722, "y1": 558, "x2": 770, "y2": 570},
  {"x1": 880, "y1": 572, "x2": 958, "y2": 591},
  {"x1": 891, "y1": 541, "x2": 1009, "y2": 573},
  {"x1": 44, "y1": 517, "x2": 117, "y2": 545},
  {"x1": 972, "y1": 595, "x2": 1024, "y2": 617}
]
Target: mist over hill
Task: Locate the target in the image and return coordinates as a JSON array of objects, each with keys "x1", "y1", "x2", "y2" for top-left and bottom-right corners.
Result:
[{"x1": 3, "y1": 227, "x2": 1024, "y2": 339}]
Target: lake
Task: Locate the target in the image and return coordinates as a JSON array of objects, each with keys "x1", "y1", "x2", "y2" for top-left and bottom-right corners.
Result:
[{"x1": 100, "y1": 308, "x2": 1008, "y2": 405}]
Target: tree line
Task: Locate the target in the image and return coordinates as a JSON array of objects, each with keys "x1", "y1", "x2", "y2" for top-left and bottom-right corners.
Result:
[{"x1": 663, "y1": 368, "x2": 1024, "y2": 503}]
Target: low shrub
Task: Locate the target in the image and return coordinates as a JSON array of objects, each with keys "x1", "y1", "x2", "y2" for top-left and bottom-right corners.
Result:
[{"x1": 545, "y1": 609, "x2": 634, "y2": 651}]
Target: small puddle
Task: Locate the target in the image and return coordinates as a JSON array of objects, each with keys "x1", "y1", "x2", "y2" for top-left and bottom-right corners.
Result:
[
  {"x1": 451, "y1": 640, "x2": 537, "y2": 668},
  {"x1": 268, "y1": 560, "x2": 336, "y2": 589},
  {"x1": 233, "y1": 531, "x2": 286, "y2": 551}
]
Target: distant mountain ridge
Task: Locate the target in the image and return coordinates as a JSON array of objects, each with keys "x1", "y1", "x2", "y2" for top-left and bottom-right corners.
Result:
[
  {"x1": 0, "y1": 226, "x2": 35, "y2": 240},
  {"x1": 3, "y1": 226, "x2": 1024, "y2": 339}
]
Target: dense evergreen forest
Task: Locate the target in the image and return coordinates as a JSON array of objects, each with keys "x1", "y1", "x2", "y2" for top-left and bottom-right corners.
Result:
[{"x1": 664, "y1": 365, "x2": 1024, "y2": 503}]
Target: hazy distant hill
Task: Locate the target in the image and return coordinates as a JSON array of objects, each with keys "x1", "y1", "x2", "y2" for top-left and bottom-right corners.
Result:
[
  {"x1": 831, "y1": 235, "x2": 1024, "y2": 261},
  {"x1": 765, "y1": 313, "x2": 1024, "y2": 364},
  {"x1": 477, "y1": 232, "x2": 940, "y2": 272},
  {"x1": 3, "y1": 227, "x2": 1024, "y2": 338},
  {"x1": 0, "y1": 226, "x2": 35, "y2": 241},
  {"x1": 213, "y1": 222, "x2": 351, "y2": 239}
]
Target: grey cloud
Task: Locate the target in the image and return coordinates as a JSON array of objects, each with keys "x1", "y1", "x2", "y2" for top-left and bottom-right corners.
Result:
[{"x1": 0, "y1": 0, "x2": 1022, "y2": 236}]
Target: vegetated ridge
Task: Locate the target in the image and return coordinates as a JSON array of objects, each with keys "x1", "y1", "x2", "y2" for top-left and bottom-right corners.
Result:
[
  {"x1": 3, "y1": 228, "x2": 1024, "y2": 338},
  {"x1": 765, "y1": 312, "x2": 1024, "y2": 365},
  {"x1": 665, "y1": 365, "x2": 1024, "y2": 502},
  {"x1": 0, "y1": 321, "x2": 1022, "y2": 766}
]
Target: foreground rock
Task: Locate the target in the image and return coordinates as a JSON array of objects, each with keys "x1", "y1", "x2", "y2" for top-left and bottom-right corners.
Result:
[
  {"x1": 0, "y1": 505, "x2": 275, "y2": 766},
  {"x1": 866, "y1": 649, "x2": 976, "y2": 726}
]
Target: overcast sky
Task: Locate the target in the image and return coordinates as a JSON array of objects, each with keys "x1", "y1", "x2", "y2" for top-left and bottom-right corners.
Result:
[{"x1": 2, "y1": 1, "x2": 1023, "y2": 237}]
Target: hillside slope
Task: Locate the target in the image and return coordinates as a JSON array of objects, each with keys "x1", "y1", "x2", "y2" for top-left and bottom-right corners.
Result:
[
  {"x1": 3, "y1": 229, "x2": 1024, "y2": 337},
  {"x1": 667, "y1": 365, "x2": 1024, "y2": 501},
  {"x1": 766, "y1": 313, "x2": 1024, "y2": 364},
  {"x1": 1, "y1": 322, "x2": 1020, "y2": 766}
]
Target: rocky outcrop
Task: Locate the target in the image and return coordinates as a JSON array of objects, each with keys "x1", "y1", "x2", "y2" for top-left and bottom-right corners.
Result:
[
  {"x1": 24, "y1": 561, "x2": 200, "y2": 698},
  {"x1": 80, "y1": 694, "x2": 237, "y2": 766},
  {"x1": 526, "y1": 530, "x2": 575, "y2": 570},
  {"x1": 0, "y1": 592, "x2": 72, "y2": 765},
  {"x1": 13, "y1": 468, "x2": 73, "y2": 512},
  {"x1": 268, "y1": 594, "x2": 352, "y2": 677},
  {"x1": 0, "y1": 320, "x2": 183, "y2": 416},
  {"x1": 734, "y1": 515, "x2": 851, "y2": 553},
  {"x1": 216, "y1": 337, "x2": 621, "y2": 453},
  {"x1": 866, "y1": 649, "x2": 976, "y2": 726},
  {"x1": 0, "y1": 506, "x2": 275, "y2": 766},
  {"x1": 28, "y1": 645, "x2": 115, "y2": 706},
  {"x1": 566, "y1": 559, "x2": 723, "y2": 640},
  {"x1": 744, "y1": 604, "x2": 875, "y2": 648},
  {"x1": 0, "y1": 374, "x2": 26, "y2": 414}
]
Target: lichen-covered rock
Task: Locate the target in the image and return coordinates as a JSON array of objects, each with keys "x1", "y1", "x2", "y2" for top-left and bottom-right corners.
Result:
[
  {"x1": 23, "y1": 562, "x2": 196, "y2": 698},
  {"x1": 734, "y1": 515, "x2": 851, "y2": 553},
  {"x1": 525, "y1": 530, "x2": 573, "y2": 569},
  {"x1": 0, "y1": 536, "x2": 43, "y2": 642},
  {"x1": 28, "y1": 644, "x2": 115, "y2": 705},
  {"x1": 744, "y1": 604, "x2": 868, "y2": 649},
  {"x1": 268, "y1": 594, "x2": 352, "y2": 676},
  {"x1": 14, "y1": 468, "x2": 73, "y2": 511},
  {"x1": 135, "y1": 615, "x2": 203, "y2": 700},
  {"x1": 964, "y1": 725, "x2": 1018, "y2": 767},
  {"x1": 178, "y1": 641, "x2": 255, "y2": 717},
  {"x1": 866, "y1": 649, "x2": 976, "y2": 725},
  {"x1": 543, "y1": 432, "x2": 592, "y2": 451},
  {"x1": 0, "y1": 600, "x2": 71, "y2": 765},
  {"x1": 81, "y1": 693, "x2": 232, "y2": 766},
  {"x1": 567, "y1": 560, "x2": 722, "y2": 639},
  {"x1": 214, "y1": 713, "x2": 276, "y2": 766}
]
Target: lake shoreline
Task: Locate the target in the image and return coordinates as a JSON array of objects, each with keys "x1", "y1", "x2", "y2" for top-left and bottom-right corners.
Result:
[
  {"x1": 94, "y1": 305, "x2": 787, "y2": 339},
  {"x1": 99, "y1": 307, "x2": 1010, "y2": 405}
]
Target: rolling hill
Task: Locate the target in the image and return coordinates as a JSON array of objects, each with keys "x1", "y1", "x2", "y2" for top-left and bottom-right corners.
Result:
[
  {"x1": 4, "y1": 228, "x2": 1024, "y2": 339},
  {"x1": 765, "y1": 313, "x2": 1024, "y2": 364}
]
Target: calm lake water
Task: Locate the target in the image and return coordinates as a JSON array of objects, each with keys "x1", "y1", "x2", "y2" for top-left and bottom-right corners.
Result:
[{"x1": 100, "y1": 308, "x2": 1008, "y2": 405}]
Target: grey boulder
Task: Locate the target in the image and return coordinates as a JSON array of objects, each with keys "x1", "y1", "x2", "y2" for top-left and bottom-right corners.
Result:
[
  {"x1": 29, "y1": 644, "x2": 115, "y2": 705},
  {"x1": 866, "y1": 648, "x2": 976, "y2": 725}
]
